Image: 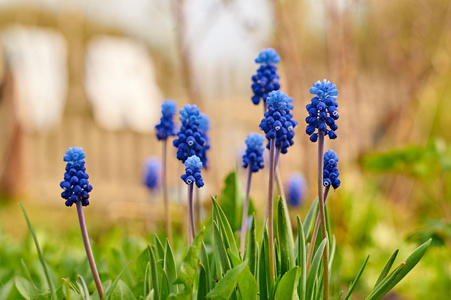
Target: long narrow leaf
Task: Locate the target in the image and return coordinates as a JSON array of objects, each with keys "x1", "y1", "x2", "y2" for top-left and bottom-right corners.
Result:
[
  {"x1": 305, "y1": 238, "x2": 327, "y2": 299},
  {"x1": 344, "y1": 255, "x2": 369, "y2": 300},
  {"x1": 148, "y1": 246, "x2": 160, "y2": 300},
  {"x1": 205, "y1": 261, "x2": 248, "y2": 300},
  {"x1": 246, "y1": 214, "x2": 258, "y2": 276},
  {"x1": 374, "y1": 249, "x2": 399, "y2": 288},
  {"x1": 164, "y1": 240, "x2": 177, "y2": 294},
  {"x1": 19, "y1": 204, "x2": 57, "y2": 300},
  {"x1": 276, "y1": 267, "x2": 301, "y2": 300},
  {"x1": 296, "y1": 217, "x2": 307, "y2": 300},
  {"x1": 213, "y1": 221, "x2": 232, "y2": 274},
  {"x1": 303, "y1": 198, "x2": 318, "y2": 239},
  {"x1": 277, "y1": 197, "x2": 295, "y2": 277},
  {"x1": 104, "y1": 260, "x2": 132, "y2": 300},
  {"x1": 211, "y1": 197, "x2": 239, "y2": 256},
  {"x1": 366, "y1": 239, "x2": 431, "y2": 300},
  {"x1": 77, "y1": 275, "x2": 91, "y2": 300}
]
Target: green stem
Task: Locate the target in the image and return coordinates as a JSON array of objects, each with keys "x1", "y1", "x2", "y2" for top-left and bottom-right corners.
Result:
[
  {"x1": 317, "y1": 131, "x2": 329, "y2": 300},
  {"x1": 76, "y1": 201, "x2": 104, "y2": 299},
  {"x1": 266, "y1": 138, "x2": 276, "y2": 283},
  {"x1": 187, "y1": 183, "x2": 196, "y2": 247}
]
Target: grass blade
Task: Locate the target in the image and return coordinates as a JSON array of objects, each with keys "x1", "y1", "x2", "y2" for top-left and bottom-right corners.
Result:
[
  {"x1": 19, "y1": 203, "x2": 57, "y2": 300},
  {"x1": 306, "y1": 238, "x2": 327, "y2": 299},
  {"x1": 296, "y1": 216, "x2": 307, "y2": 300},
  {"x1": 277, "y1": 197, "x2": 295, "y2": 277},
  {"x1": 77, "y1": 275, "x2": 91, "y2": 300},
  {"x1": 344, "y1": 255, "x2": 369, "y2": 300},
  {"x1": 374, "y1": 249, "x2": 399, "y2": 288},
  {"x1": 104, "y1": 260, "x2": 133, "y2": 300}
]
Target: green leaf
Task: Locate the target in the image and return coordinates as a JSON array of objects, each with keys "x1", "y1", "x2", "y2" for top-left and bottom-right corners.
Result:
[
  {"x1": 164, "y1": 240, "x2": 177, "y2": 294},
  {"x1": 154, "y1": 235, "x2": 165, "y2": 261},
  {"x1": 159, "y1": 271, "x2": 170, "y2": 300},
  {"x1": 147, "y1": 246, "x2": 160, "y2": 300},
  {"x1": 200, "y1": 243, "x2": 211, "y2": 292},
  {"x1": 374, "y1": 250, "x2": 398, "y2": 288},
  {"x1": 276, "y1": 267, "x2": 301, "y2": 300},
  {"x1": 303, "y1": 198, "x2": 318, "y2": 239},
  {"x1": 197, "y1": 264, "x2": 208, "y2": 300},
  {"x1": 21, "y1": 259, "x2": 38, "y2": 291},
  {"x1": 174, "y1": 228, "x2": 206, "y2": 288},
  {"x1": 344, "y1": 255, "x2": 369, "y2": 300},
  {"x1": 144, "y1": 262, "x2": 151, "y2": 297},
  {"x1": 245, "y1": 214, "x2": 258, "y2": 276},
  {"x1": 19, "y1": 204, "x2": 57, "y2": 300},
  {"x1": 211, "y1": 196, "x2": 239, "y2": 257},
  {"x1": 104, "y1": 260, "x2": 133, "y2": 300},
  {"x1": 219, "y1": 170, "x2": 245, "y2": 232},
  {"x1": 206, "y1": 261, "x2": 248, "y2": 300},
  {"x1": 77, "y1": 275, "x2": 91, "y2": 300},
  {"x1": 15, "y1": 277, "x2": 38, "y2": 300},
  {"x1": 366, "y1": 239, "x2": 432, "y2": 300},
  {"x1": 305, "y1": 238, "x2": 327, "y2": 299},
  {"x1": 277, "y1": 197, "x2": 295, "y2": 277},
  {"x1": 258, "y1": 224, "x2": 270, "y2": 300},
  {"x1": 296, "y1": 217, "x2": 307, "y2": 300},
  {"x1": 110, "y1": 280, "x2": 136, "y2": 300},
  {"x1": 137, "y1": 249, "x2": 151, "y2": 281},
  {"x1": 213, "y1": 221, "x2": 231, "y2": 274}
]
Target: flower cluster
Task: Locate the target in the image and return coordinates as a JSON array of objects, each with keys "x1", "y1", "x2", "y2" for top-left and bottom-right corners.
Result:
[
  {"x1": 323, "y1": 149, "x2": 340, "y2": 189},
  {"x1": 155, "y1": 100, "x2": 178, "y2": 140},
  {"x1": 198, "y1": 113, "x2": 211, "y2": 169},
  {"x1": 259, "y1": 91, "x2": 297, "y2": 154},
  {"x1": 242, "y1": 133, "x2": 265, "y2": 172},
  {"x1": 173, "y1": 105, "x2": 208, "y2": 163},
  {"x1": 60, "y1": 147, "x2": 93, "y2": 207},
  {"x1": 181, "y1": 155, "x2": 204, "y2": 188},
  {"x1": 143, "y1": 158, "x2": 160, "y2": 190},
  {"x1": 305, "y1": 80, "x2": 339, "y2": 142},
  {"x1": 286, "y1": 172, "x2": 307, "y2": 207},
  {"x1": 251, "y1": 48, "x2": 281, "y2": 105}
]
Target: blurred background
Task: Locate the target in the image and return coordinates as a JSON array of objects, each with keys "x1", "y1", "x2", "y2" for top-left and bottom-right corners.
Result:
[{"x1": 0, "y1": 0, "x2": 450, "y2": 299}]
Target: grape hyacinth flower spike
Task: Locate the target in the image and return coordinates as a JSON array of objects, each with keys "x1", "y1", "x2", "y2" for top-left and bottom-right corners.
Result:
[
  {"x1": 143, "y1": 158, "x2": 160, "y2": 192},
  {"x1": 286, "y1": 172, "x2": 307, "y2": 207},
  {"x1": 307, "y1": 149, "x2": 341, "y2": 275},
  {"x1": 173, "y1": 104, "x2": 207, "y2": 163},
  {"x1": 155, "y1": 100, "x2": 178, "y2": 245},
  {"x1": 305, "y1": 79, "x2": 339, "y2": 142},
  {"x1": 251, "y1": 48, "x2": 281, "y2": 111},
  {"x1": 60, "y1": 147, "x2": 104, "y2": 299},
  {"x1": 259, "y1": 90, "x2": 295, "y2": 282},
  {"x1": 305, "y1": 80, "x2": 339, "y2": 300},
  {"x1": 181, "y1": 155, "x2": 204, "y2": 246},
  {"x1": 198, "y1": 113, "x2": 211, "y2": 169},
  {"x1": 240, "y1": 133, "x2": 265, "y2": 255}
]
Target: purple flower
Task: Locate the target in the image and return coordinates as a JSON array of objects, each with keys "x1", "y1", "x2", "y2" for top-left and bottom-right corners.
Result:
[
  {"x1": 155, "y1": 100, "x2": 178, "y2": 140},
  {"x1": 323, "y1": 149, "x2": 340, "y2": 189},
  {"x1": 242, "y1": 133, "x2": 265, "y2": 172},
  {"x1": 286, "y1": 172, "x2": 307, "y2": 207},
  {"x1": 259, "y1": 91, "x2": 297, "y2": 154},
  {"x1": 143, "y1": 158, "x2": 161, "y2": 190},
  {"x1": 181, "y1": 155, "x2": 204, "y2": 188},
  {"x1": 251, "y1": 49, "x2": 281, "y2": 105},
  {"x1": 305, "y1": 80, "x2": 339, "y2": 142},
  {"x1": 60, "y1": 147, "x2": 92, "y2": 207}
]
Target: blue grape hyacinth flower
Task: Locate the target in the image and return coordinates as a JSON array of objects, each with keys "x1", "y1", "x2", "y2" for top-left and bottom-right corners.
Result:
[
  {"x1": 305, "y1": 79, "x2": 339, "y2": 142},
  {"x1": 286, "y1": 172, "x2": 307, "y2": 207},
  {"x1": 60, "y1": 147, "x2": 93, "y2": 207},
  {"x1": 155, "y1": 100, "x2": 178, "y2": 140},
  {"x1": 144, "y1": 158, "x2": 161, "y2": 190},
  {"x1": 251, "y1": 48, "x2": 281, "y2": 105},
  {"x1": 181, "y1": 155, "x2": 204, "y2": 188},
  {"x1": 173, "y1": 105, "x2": 208, "y2": 163},
  {"x1": 259, "y1": 91, "x2": 297, "y2": 154},
  {"x1": 242, "y1": 133, "x2": 265, "y2": 172},
  {"x1": 198, "y1": 113, "x2": 211, "y2": 169},
  {"x1": 323, "y1": 149, "x2": 340, "y2": 189}
]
